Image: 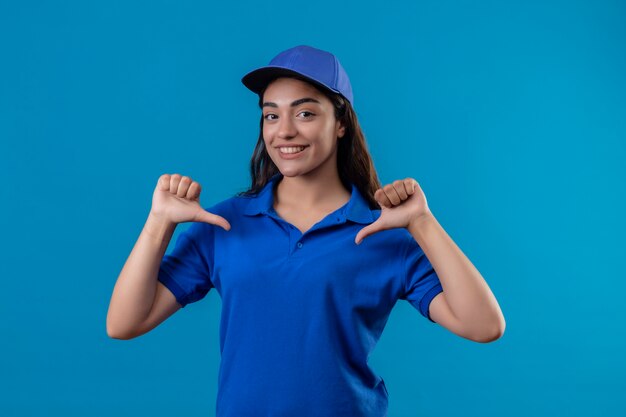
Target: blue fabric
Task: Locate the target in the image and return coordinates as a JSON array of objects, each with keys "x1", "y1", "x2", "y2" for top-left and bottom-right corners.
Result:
[
  {"x1": 158, "y1": 172, "x2": 444, "y2": 417},
  {"x1": 241, "y1": 45, "x2": 354, "y2": 105}
]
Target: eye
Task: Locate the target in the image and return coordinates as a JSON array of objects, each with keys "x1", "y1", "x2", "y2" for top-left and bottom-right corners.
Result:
[
  {"x1": 263, "y1": 113, "x2": 278, "y2": 121},
  {"x1": 298, "y1": 111, "x2": 315, "y2": 118}
]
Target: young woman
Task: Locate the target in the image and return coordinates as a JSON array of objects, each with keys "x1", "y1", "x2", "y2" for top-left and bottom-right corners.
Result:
[{"x1": 107, "y1": 45, "x2": 506, "y2": 417}]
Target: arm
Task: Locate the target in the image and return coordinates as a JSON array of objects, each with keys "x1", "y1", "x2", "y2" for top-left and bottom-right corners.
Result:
[
  {"x1": 408, "y1": 214, "x2": 506, "y2": 343},
  {"x1": 106, "y1": 213, "x2": 182, "y2": 340}
]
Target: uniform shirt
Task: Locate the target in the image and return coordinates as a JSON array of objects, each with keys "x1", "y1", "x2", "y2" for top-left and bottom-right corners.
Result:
[{"x1": 158, "y1": 172, "x2": 444, "y2": 417}]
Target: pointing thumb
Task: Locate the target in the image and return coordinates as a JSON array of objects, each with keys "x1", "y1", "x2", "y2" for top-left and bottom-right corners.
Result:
[
  {"x1": 355, "y1": 224, "x2": 376, "y2": 245},
  {"x1": 195, "y1": 209, "x2": 231, "y2": 231}
]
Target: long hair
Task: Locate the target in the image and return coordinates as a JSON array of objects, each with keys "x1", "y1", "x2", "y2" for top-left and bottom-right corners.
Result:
[{"x1": 235, "y1": 75, "x2": 382, "y2": 210}]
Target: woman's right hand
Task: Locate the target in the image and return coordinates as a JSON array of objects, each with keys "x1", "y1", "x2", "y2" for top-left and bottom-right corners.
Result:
[{"x1": 149, "y1": 173, "x2": 231, "y2": 231}]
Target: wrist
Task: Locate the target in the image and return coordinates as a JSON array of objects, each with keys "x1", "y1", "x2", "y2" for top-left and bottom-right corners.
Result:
[
  {"x1": 407, "y1": 212, "x2": 436, "y2": 239},
  {"x1": 145, "y1": 212, "x2": 176, "y2": 242}
]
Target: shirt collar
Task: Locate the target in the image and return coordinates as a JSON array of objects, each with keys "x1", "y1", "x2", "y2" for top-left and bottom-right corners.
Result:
[{"x1": 242, "y1": 173, "x2": 374, "y2": 224}]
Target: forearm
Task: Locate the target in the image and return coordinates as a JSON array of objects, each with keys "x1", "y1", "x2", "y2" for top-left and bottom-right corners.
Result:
[
  {"x1": 408, "y1": 213, "x2": 505, "y2": 339},
  {"x1": 106, "y1": 212, "x2": 176, "y2": 338}
]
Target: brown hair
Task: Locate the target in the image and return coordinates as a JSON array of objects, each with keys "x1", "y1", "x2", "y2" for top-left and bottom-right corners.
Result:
[{"x1": 235, "y1": 75, "x2": 382, "y2": 210}]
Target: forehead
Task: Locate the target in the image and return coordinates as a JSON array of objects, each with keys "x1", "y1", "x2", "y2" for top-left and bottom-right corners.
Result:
[{"x1": 262, "y1": 77, "x2": 328, "y2": 103}]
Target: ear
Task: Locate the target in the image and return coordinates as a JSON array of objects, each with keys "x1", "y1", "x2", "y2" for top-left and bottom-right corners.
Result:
[{"x1": 337, "y1": 122, "x2": 346, "y2": 138}]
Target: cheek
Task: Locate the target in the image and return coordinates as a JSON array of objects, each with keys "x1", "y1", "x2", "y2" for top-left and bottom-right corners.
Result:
[
  {"x1": 262, "y1": 126, "x2": 272, "y2": 143},
  {"x1": 305, "y1": 122, "x2": 335, "y2": 140}
]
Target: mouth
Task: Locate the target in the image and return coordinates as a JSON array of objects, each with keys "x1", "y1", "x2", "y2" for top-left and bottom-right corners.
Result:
[{"x1": 278, "y1": 145, "x2": 309, "y2": 155}]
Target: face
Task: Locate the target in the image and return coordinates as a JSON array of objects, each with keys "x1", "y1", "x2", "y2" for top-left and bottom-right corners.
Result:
[{"x1": 261, "y1": 77, "x2": 345, "y2": 179}]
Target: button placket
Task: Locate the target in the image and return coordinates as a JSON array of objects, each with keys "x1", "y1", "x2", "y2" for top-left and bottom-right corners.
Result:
[{"x1": 265, "y1": 211, "x2": 303, "y2": 258}]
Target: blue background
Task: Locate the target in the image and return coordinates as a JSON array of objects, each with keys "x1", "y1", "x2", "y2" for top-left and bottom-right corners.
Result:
[{"x1": 1, "y1": 1, "x2": 624, "y2": 416}]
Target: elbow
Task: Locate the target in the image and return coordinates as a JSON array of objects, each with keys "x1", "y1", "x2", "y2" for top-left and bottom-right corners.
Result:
[
  {"x1": 107, "y1": 329, "x2": 125, "y2": 340},
  {"x1": 107, "y1": 326, "x2": 136, "y2": 340},
  {"x1": 474, "y1": 327, "x2": 504, "y2": 343},
  {"x1": 106, "y1": 322, "x2": 126, "y2": 340},
  {"x1": 106, "y1": 313, "x2": 122, "y2": 339},
  {"x1": 106, "y1": 317, "x2": 137, "y2": 340},
  {"x1": 472, "y1": 315, "x2": 506, "y2": 344}
]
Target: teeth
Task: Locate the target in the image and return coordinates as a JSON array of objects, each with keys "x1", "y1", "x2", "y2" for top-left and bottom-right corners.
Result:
[{"x1": 280, "y1": 146, "x2": 306, "y2": 154}]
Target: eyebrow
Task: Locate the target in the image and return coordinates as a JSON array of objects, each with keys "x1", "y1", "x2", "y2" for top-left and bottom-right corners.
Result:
[{"x1": 262, "y1": 97, "x2": 321, "y2": 108}]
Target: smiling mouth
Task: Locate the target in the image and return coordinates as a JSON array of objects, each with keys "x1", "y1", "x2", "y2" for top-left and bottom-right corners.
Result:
[{"x1": 278, "y1": 146, "x2": 308, "y2": 154}]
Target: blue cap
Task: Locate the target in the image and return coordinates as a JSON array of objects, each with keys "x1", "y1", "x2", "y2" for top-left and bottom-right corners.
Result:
[{"x1": 241, "y1": 45, "x2": 354, "y2": 105}]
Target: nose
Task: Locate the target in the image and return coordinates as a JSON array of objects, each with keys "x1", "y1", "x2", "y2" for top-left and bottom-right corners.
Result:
[{"x1": 277, "y1": 116, "x2": 297, "y2": 139}]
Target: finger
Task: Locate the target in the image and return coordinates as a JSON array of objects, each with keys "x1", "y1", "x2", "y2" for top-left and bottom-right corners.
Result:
[
  {"x1": 196, "y1": 211, "x2": 231, "y2": 231},
  {"x1": 187, "y1": 181, "x2": 201, "y2": 200},
  {"x1": 212, "y1": 214, "x2": 232, "y2": 231},
  {"x1": 383, "y1": 184, "x2": 401, "y2": 206},
  {"x1": 157, "y1": 174, "x2": 171, "y2": 191},
  {"x1": 355, "y1": 219, "x2": 386, "y2": 244},
  {"x1": 355, "y1": 225, "x2": 373, "y2": 245},
  {"x1": 169, "y1": 174, "x2": 182, "y2": 194},
  {"x1": 403, "y1": 178, "x2": 416, "y2": 195},
  {"x1": 375, "y1": 189, "x2": 392, "y2": 208},
  {"x1": 393, "y1": 179, "x2": 408, "y2": 200},
  {"x1": 177, "y1": 176, "x2": 193, "y2": 198},
  {"x1": 176, "y1": 176, "x2": 191, "y2": 198}
]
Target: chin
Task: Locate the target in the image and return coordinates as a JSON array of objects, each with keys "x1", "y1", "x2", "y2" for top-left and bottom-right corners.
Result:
[{"x1": 277, "y1": 167, "x2": 305, "y2": 178}]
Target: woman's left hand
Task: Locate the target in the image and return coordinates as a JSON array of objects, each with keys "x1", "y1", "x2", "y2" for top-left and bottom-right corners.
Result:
[{"x1": 355, "y1": 178, "x2": 432, "y2": 245}]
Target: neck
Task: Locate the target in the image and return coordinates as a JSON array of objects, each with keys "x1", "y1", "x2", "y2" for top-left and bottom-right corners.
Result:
[{"x1": 274, "y1": 171, "x2": 350, "y2": 211}]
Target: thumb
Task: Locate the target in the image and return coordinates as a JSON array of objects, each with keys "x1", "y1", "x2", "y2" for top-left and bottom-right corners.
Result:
[
  {"x1": 355, "y1": 221, "x2": 382, "y2": 245},
  {"x1": 194, "y1": 209, "x2": 231, "y2": 231}
]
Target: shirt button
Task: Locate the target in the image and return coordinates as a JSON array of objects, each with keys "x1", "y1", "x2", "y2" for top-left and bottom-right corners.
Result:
[{"x1": 297, "y1": 242, "x2": 303, "y2": 249}]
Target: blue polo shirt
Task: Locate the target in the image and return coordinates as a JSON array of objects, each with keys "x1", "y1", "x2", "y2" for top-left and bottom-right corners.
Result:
[{"x1": 158, "y1": 172, "x2": 443, "y2": 417}]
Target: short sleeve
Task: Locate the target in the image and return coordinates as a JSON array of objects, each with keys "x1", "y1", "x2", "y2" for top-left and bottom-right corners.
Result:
[
  {"x1": 158, "y1": 221, "x2": 215, "y2": 308},
  {"x1": 400, "y1": 234, "x2": 444, "y2": 323}
]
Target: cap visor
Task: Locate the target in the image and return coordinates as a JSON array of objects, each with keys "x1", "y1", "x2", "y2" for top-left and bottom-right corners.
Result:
[{"x1": 241, "y1": 66, "x2": 339, "y2": 97}]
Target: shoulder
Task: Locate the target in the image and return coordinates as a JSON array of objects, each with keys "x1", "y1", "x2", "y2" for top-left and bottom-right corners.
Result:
[{"x1": 200, "y1": 192, "x2": 256, "y2": 217}]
